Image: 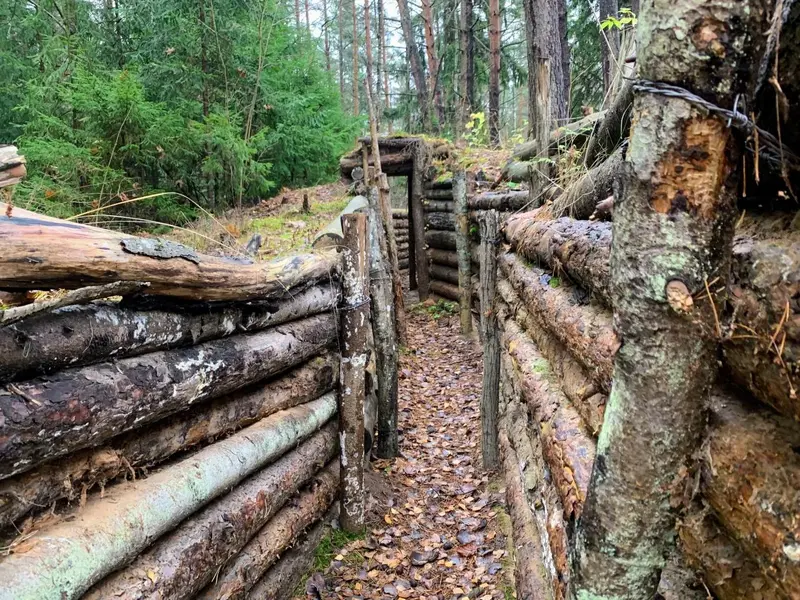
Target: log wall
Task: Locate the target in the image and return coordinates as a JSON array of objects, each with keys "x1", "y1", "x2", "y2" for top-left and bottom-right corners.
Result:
[{"x1": 0, "y1": 215, "x2": 355, "y2": 600}]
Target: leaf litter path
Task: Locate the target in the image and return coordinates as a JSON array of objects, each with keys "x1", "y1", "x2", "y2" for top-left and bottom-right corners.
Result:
[{"x1": 303, "y1": 309, "x2": 511, "y2": 600}]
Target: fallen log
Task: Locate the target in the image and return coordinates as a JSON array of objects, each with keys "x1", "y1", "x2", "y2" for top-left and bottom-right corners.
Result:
[
  {"x1": 499, "y1": 253, "x2": 617, "y2": 389},
  {"x1": 501, "y1": 161, "x2": 532, "y2": 184},
  {"x1": 583, "y1": 81, "x2": 633, "y2": 167},
  {"x1": 430, "y1": 280, "x2": 459, "y2": 301},
  {"x1": 500, "y1": 428, "x2": 555, "y2": 600},
  {"x1": 0, "y1": 397, "x2": 337, "y2": 600},
  {"x1": 424, "y1": 200, "x2": 454, "y2": 212},
  {"x1": 85, "y1": 424, "x2": 337, "y2": 600},
  {"x1": 340, "y1": 150, "x2": 413, "y2": 177},
  {"x1": 0, "y1": 205, "x2": 339, "y2": 302},
  {"x1": 428, "y1": 249, "x2": 458, "y2": 267},
  {"x1": 197, "y1": 461, "x2": 339, "y2": 600},
  {"x1": 497, "y1": 284, "x2": 606, "y2": 435},
  {"x1": 501, "y1": 316, "x2": 595, "y2": 521},
  {"x1": 468, "y1": 191, "x2": 530, "y2": 211},
  {"x1": 426, "y1": 211, "x2": 456, "y2": 230},
  {"x1": 511, "y1": 112, "x2": 606, "y2": 162},
  {"x1": 246, "y1": 512, "x2": 332, "y2": 600},
  {"x1": 678, "y1": 508, "x2": 791, "y2": 600},
  {"x1": 429, "y1": 264, "x2": 459, "y2": 285},
  {"x1": 0, "y1": 283, "x2": 339, "y2": 382},
  {"x1": 468, "y1": 210, "x2": 515, "y2": 224},
  {"x1": 701, "y1": 391, "x2": 800, "y2": 597},
  {"x1": 425, "y1": 230, "x2": 457, "y2": 251},
  {"x1": 549, "y1": 146, "x2": 623, "y2": 219},
  {"x1": 0, "y1": 356, "x2": 338, "y2": 532},
  {"x1": 0, "y1": 312, "x2": 337, "y2": 479}
]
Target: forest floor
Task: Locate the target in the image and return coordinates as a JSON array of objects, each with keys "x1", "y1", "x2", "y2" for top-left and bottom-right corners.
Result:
[{"x1": 299, "y1": 308, "x2": 513, "y2": 600}]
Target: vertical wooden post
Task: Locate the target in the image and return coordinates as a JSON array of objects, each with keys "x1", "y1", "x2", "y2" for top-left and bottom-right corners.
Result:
[
  {"x1": 479, "y1": 210, "x2": 500, "y2": 469},
  {"x1": 530, "y1": 58, "x2": 551, "y2": 206},
  {"x1": 407, "y1": 176, "x2": 418, "y2": 290},
  {"x1": 339, "y1": 213, "x2": 369, "y2": 533},
  {"x1": 453, "y1": 170, "x2": 472, "y2": 334},
  {"x1": 366, "y1": 187, "x2": 400, "y2": 459},
  {"x1": 411, "y1": 143, "x2": 430, "y2": 300}
]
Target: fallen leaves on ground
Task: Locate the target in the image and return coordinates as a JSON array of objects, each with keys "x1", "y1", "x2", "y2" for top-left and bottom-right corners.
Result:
[{"x1": 299, "y1": 310, "x2": 511, "y2": 600}]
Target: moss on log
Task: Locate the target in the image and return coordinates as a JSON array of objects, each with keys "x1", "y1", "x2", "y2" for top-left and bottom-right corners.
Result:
[
  {"x1": 0, "y1": 397, "x2": 337, "y2": 600},
  {"x1": 0, "y1": 205, "x2": 339, "y2": 302},
  {"x1": 0, "y1": 283, "x2": 339, "y2": 382},
  {"x1": 84, "y1": 423, "x2": 337, "y2": 600},
  {"x1": 0, "y1": 313, "x2": 337, "y2": 479},
  {"x1": 0, "y1": 355, "x2": 338, "y2": 532},
  {"x1": 425, "y1": 230, "x2": 457, "y2": 251}
]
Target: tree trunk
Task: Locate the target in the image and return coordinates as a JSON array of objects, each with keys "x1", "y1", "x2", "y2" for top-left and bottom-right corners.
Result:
[
  {"x1": 84, "y1": 426, "x2": 337, "y2": 600},
  {"x1": 426, "y1": 211, "x2": 456, "y2": 230},
  {"x1": 531, "y1": 58, "x2": 552, "y2": 203},
  {"x1": 0, "y1": 313, "x2": 337, "y2": 479},
  {"x1": 412, "y1": 146, "x2": 431, "y2": 299},
  {"x1": 352, "y1": 0, "x2": 359, "y2": 114},
  {"x1": 599, "y1": 0, "x2": 619, "y2": 94},
  {"x1": 338, "y1": 0, "x2": 345, "y2": 99},
  {"x1": 459, "y1": 0, "x2": 475, "y2": 130},
  {"x1": 479, "y1": 211, "x2": 500, "y2": 468},
  {"x1": 425, "y1": 230, "x2": 457, "y2": 251},
  {"x1": 488, "y1": 0, "x2": 501, "y2": 146},
  {"x1": 420, "y1": 0, "x2": 444, "y2": 127},
  {"x1": 0, "y1": 358, "x2": 337, "y2": 534},
  {"x1": 584, "y1": 80, "x2": 633, "y2": 167},
  {"x1": 323, "y1": 0, "x2": 331, "y2": 70},
  {"x1": 294, "y1": 0, "x2": 300, "y2": 28},
  {"x1": 570, "y1": 0, "x2": 766, "y2": 596},
  {"x1": 396, "y1": 0, "x2": 430, "y2": 129},
  {"x1": 246, "y1": 513, "x2": 332, "y2": 600},
  {"x1": 549, "y1": 145, "x2": 623, "y2": 219},
  {"x1": 0, "y1": 399, "x2": 337, "y2": 600},
  {"x1": 453, "y1": 171, "x2": 472, "y2": 333},
  {"x1": 378, "y1": 0, "x2": 391, "y2": 132},
  {"x1": 338, "y1": 214, "x2": 368, "y2": 533},
  {"x1": 0, "y1": 206, "x2": 339, "y2": 302},
  {"x1": 196, "y1": 461, "x2": 339, "y2": 600},
  {"x1": 468, "y1": 190, "x2": 529, "y2": 210},
  {"x1": 0, "y1": 284, "x2": 338, "y2": 382}
]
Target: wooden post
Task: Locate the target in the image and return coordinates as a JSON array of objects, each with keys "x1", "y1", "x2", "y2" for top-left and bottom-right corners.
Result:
[
  {"x1": 411, "y1": 143, "x2": 430, "y2": 300},
  {"x1": 338, "y1": 213, "x2": 369, "y2": 533},
  {"x1": 529, "y1": 58, "x2": 551, "y2": 207},
  {"x1": 366, "y1": 187, "x2": 400, "y2": 459},
  {"x1": 479, "y1": 210, "x2": 500, "y2": 469},
  {"x1": 407, "y1": 176, "x2": 418, "y2": 290},
  {"x1": 453, "y1": 170, "x2": 472, "y2": 334}
]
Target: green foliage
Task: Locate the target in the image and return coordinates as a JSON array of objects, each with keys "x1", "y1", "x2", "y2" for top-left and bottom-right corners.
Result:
[
  {"x1": 600, "y1": 7, "x2": 637, "y2": 31},
  {"x1": 464, "y1": 112, "x2": 488, "y2": 147},
  {"x1": 412, "y1": 299, "x2": 459, "y2": 320},
  {"x1": 568, "y1": 0, "x2": 603, "y2": 118},
  {"x1": 2, "y1": 0, "x2": 357, "y2": 225}
]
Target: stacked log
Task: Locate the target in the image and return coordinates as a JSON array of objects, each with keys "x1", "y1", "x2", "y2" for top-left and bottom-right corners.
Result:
[
  {"x1": 496, "y1": 213, "x2": 800, "y2": 598},
  {"x1": 392, "y1": 209, "x2": 410, "y2": 270},
  {"x1": 0, "y1": 210, "x2": 346, "y2": 600}
]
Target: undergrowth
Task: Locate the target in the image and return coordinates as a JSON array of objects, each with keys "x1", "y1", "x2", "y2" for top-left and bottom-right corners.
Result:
[
  {"x1": 295, "y1": 525, "x2": 365, "y2": 595},
  {"x1": 411, "y1": 299, "x2": 459, "y2": 320}
]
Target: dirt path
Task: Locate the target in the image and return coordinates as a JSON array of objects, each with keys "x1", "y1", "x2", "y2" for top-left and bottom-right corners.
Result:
[{"x1": 305, "y1": 308, "x2": 511, "y2": 600}]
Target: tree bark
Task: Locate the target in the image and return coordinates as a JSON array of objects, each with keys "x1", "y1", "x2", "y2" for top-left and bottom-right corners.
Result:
[
  {"x1": 426, "y1": 230, "x2": 457, "y2": 251},
  {"x1": 430, "y1": 264, "x2": 459, "y2": 285},
  {"x1": 488, "y1": 0, "x2": 501, "y2": 146},
  {"x1": 429, "y1": 248, "x2": 458, "y2": 267},
  {"x1": 246, "y1": 512, "x2": 332, "y2": 600},
  {"x1": 584, "y1": 80, "x2": 633, "y2": 167},
  {"x1": 323, "y1": 0, "x2": 331, "y2": 70},
  {"x1": 0, "y1": 283, "x2": 339, "y2": 382},
  {"x1": 338, "y1": 214, "x2": 368, "y2": 533},
  {"x1": 420, "y1": 0, "x2": 444, "y2": 127},
  {"x1": 453, "y1": 171, "x2": 473, "y2": 334},
  {"x1": 424, "y1": 199, "x2": 455, "y2": 212},
  {"x1": 338, "y1": 0, "x2": 345, "y2": 99},
  {"x1": 84, "y1": 425, "x2": 337, "y2": 600},
  {"x1": 0, "y1": 206, "x2": 339, "y2": 302},
  {"x1": 195, "y1": 461, "x2": 339, "y2": 600},
  {"x1": 352, "y1": 0, "x2": 359, "y2": 114},
  {"x1": 0, "y1": 313, "x2": 336, "y2": 479},
  {"x1": 430, "y1": 280, "x2": 460, "y2": 300},
  {"x1": 0, "y1": 398, "x2": 337, "y2": 600},
  {"x1": 423, "y1": 188, "x2": 455, "y2": 200},
  {"x1": 468, "y1": 191, "x2": 529, "y2": 210},
  {"x1": 426, "y1": 211, "x2": 456, "y2": 230},
  {"x1": 366, "y1": 189, "x2": 399, "y2": 459},
  {"x1": 378, "y1": 0, "x2": 391, "y2": 132},
  {"x1": 0, "y1": 357, "x2": 337, "y2": 533},
  {"x1": 549, "y1": 145, "x2": 623, "y2": 219},
  {"x1": 570, "y1": 0, "x2": 766, "y2": 595},
  {"x1": 459, "y1": 0, "x2": 474, "y2": 130},
  {"x1": 396, "y1": 0, "x2": 430, "y2": 129},
  {"x1": 531, "y1": 58, "x2": 552, "y2": 203},
  {"x1": 412, "y1": 145, "x2": 430, "y2": 299},
  {"x1": 479, "y1": 211, "x2": 500, "y2": 468},
  {"x1": 599, "y1": 0, "x2": 619, "y2": 95}
]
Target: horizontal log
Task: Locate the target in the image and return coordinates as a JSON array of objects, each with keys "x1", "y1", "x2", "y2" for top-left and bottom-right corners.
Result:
[
  {"x1": 468, "y1": 209, "x2": 515, "y2": 224},
  {"x1": 423, "y1": 187, "x2": 454, "y2": 200},
  {"x1": 498, "y1": 283, "x2": 606, "y2": 435},
  {"x1": 429, "y1": 249, "x2": 458, "y2": 267},
  {"x1": 701, "y1": 391, "x2": 800, "y2": 597},
  {"x1": 469, "y1": 191, "x2": 530, "y2": 211},
  {"x1": 340, "y1": 150, "x2": 413, "y2": 177},
  {"x1": 0, "y1": 313, "x2": 337, "y2": 479},
  {"x1": 425, "y1": 230, "x2": 457, "y2": 251},
  {"x1": 0, "y1": 283, "x2": 339, "y2": 382},
  {"x1": 501, "y1": 316, "x2": 595, "y2": 521},
  {"x1": 393, "y1": 218, "x2": 409, "y2": 229},
  {"x1": 429, "y1": 264, "x2": 459, "y2": 285},
  {"x1": 0, "y1": 355, "x2": 338, "y2": 532},
  {"x1": 85, "y1": 425, "x2": 338, "y2": 600},
  {"x1": 398, "y1": 258, "x2": 409, "y2": 270},
  {"x1": 430, "y1": 280, "x2": 459, "y2": 301},
  {"x1": 501, "y1": 161, "x2": 532, "y2": 183},
  {"x1": 426, "y1": 211, "x2": 456, "y2": 230},
  {"x1": 549, "y1": 146, "x2": 623, "y2": 219},
  {"x1": 0, "y1": 397, "x2": 337, "y2": 600},
  {"x1": 198, "y1": 461, "x2": 339, "y2": 600},
  {"x1": 392, "y1": 208, "x2": 408, "y2": 218},
  {"x1": 246, "y1": 511, "x2": 332, "y2": 600},
  {"x1": 510, "y1": 112, "x2": 606, "y2": 163},
  {"x1": 424, "y1": 200, "x2": 455, "y2": 212},
  {"x1": 425, "y1": 177, "x2": 453, "y2": 189},
  {"x1": 0, "y1": 205, "x2": 339, "y2": 302},
  {"x1": 678, "y1": 508, "x2": 790, "y2": 600},
  {"x1": 499, "y1": 253, "x2": 617, "y2": 390},
  {"x1": 500, "y1": 428, "x2": 555, "y2": 600}
]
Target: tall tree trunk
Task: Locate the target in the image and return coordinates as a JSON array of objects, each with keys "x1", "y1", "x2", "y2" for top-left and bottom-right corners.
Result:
[
  {"x1": 305, "y1": 0, "x2": 310, "y2": 32},
  {"x1": 569, "y1": 1, "x2": 769, "y2": 598},
  {"x1": 421, "y1": 0, "x2": 444, "y2": 128},
  {"x1": 352, "y1": 0, "x2": 359, "y2": 114},
  {"x1": 199, "y1": 0, "x2": 215, "y2": 208},
  {"x1": 488, "y1": 0, "x2": 501, "y2": 145},
  {"x1": 558, "y1": 0, "x2": 569, "y2": 108},
  {"x1": 364, "y1": 0, "x2": 374, "y2": 120},
  {"x1": 396, "y1": 0, "x2": 430, "y2": 130},
  {"x1": 338, "y1": 0, "x2": 345, "y2": 100},
  {"x1": 378, "y1": 0, "x2": 391, "y2": 132},
  {"x1": 323, "y1": 0, "x2": 331, "y2": 70},
  {"x1": 599, "y1": 0, "x2": 619, "y2": 96},
  {"x1": 295, "y1": 0, "x2": 301, "y2": 29},
  {"x1": 526, "y1": 0, "x2": 568, "y2": 125},
  {"x1": 459, "y1": 0, "x2": 475, "y2": 129}
]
